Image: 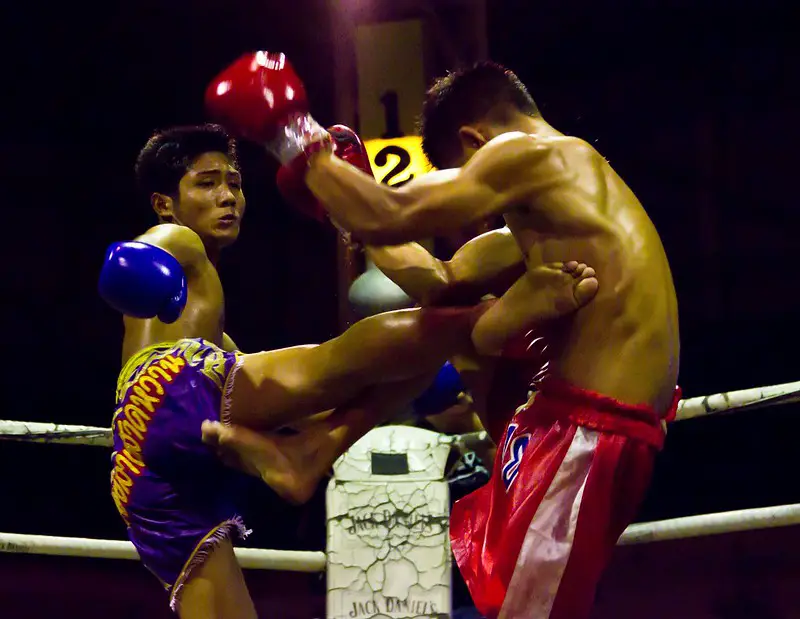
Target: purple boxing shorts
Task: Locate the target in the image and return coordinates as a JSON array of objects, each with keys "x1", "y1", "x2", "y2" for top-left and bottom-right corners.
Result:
[{"x1": 110, "y1": 338, "x2": 249, "y2": 611}]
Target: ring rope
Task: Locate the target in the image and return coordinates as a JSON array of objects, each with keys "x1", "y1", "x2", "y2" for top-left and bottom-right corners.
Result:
[
  {"x1": 1, "y1": 380, "x2": 798, "y2": 447},
  {"x1": 0, "y1": 532, "x2": 327, "y2": 572},
  {"x1": 675, "y1": 379, "x2": 800, "y2": 421},
  {"x1": 0, "y1": 420, "x2": 112, "y2": 446},
  {"x1": 617, "y1": 502, "x2": 800, "y2": 545},
  {"x1": 1, "y1": 503, "x2": 798, "y2": 567}
]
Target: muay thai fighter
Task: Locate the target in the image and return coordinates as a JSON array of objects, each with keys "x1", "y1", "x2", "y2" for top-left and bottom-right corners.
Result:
[{"x1": 204, "y1": 53, "x2": 679, "y2": 619}]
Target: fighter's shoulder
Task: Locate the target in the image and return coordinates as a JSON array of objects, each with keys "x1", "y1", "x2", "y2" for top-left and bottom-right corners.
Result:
[
  {"x1": 476, "y1": 132, "x2": 595, "y2": 168},
  {"x1": 136, "y1": 222, "x2": 203, "y2": 245},
  {"x1": 135, "y1": 223, "x2": 209, "y2": 269}
]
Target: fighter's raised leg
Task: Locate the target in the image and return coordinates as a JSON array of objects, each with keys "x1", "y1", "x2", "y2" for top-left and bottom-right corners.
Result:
[{"x1": 225, "y1": 306, "x2": 477, "y2": 431}]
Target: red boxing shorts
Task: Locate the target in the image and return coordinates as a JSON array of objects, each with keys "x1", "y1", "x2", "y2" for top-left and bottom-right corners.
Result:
[{"x1": 450, "y1": 377, "x2": 681, "y2": 619}]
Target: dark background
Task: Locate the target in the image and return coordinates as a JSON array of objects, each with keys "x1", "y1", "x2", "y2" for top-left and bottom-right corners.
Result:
[{"x1": 1, "y1": 0, "x2": 797, "y2": 557}]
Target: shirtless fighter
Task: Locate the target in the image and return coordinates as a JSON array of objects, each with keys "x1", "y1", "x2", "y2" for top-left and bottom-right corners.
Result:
[
  {"x1": 204, "y1": 55, "x2": 681, "y2": 619},
  {"x1": 99, "y1": 123, "x2": 588, "y2": 617}
]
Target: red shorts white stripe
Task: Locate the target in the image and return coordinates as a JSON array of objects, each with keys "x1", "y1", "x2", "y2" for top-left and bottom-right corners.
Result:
[
  {"x1": 450, "y1": 379, "x2": 681, "y2": 619},
  {"x1": 501, "y1": 425, "x2": 599, "y2": 618}
]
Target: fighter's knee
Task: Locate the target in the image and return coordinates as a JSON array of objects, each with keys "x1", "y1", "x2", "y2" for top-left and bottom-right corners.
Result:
[{"x1": 470, "y1": 325, "x2": 502, "y2": 357}]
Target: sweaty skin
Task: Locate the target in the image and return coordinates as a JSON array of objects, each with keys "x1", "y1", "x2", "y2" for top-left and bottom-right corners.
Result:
[
  {"x1": 118, "y1": 151, "x2": 478, "y2": 619},
  {"x1": 305, "y1": 122, "x2": 679, "y2": 414},
  {"x1": 122, "y1": 152, "x2": 244, "y2": 363},
  {"x1": 122, "y1": 222, "x2": 230, "y2": 362},
  {"x1": 200, "y1": 370, "x2": 439, "y2": 505}
]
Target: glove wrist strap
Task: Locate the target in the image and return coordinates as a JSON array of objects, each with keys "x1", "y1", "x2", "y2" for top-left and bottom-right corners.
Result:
[{"x1": 266, "y1": 112, "x2": 331, "y2": 166}]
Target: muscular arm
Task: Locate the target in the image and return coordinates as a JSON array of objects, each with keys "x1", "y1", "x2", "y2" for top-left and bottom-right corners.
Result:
[
  {"x1": 306, "y1": 132, "x2": 577, "y2": 245},
  {"x1": 134, "y1": 223, "x2": 208, "y2": 272},
  {"x1": 367, "y1": 227, "x2": 526, "y2": 305}
]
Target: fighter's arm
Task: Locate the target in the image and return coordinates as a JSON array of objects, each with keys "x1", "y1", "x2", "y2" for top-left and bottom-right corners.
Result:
[
  {"x1": 366, "y1": 227, "x2": 525, "y2": 305},
  {"x1": 306, "y1": 132, "x2": 577, "y2": 245},
  {"x1": 133, "y1": 223, "x2": 208, "y2": 272}
]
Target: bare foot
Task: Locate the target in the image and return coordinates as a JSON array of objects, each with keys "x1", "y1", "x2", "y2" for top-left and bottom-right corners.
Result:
[
  {"x1": 470, "y1": 261, "x2": 599, "y2": 356},
  {"x1": 554, "y1": 261, "x2": 599, "y2": 312},
  {"x1": 515, "y1": 261, "x2": 599, "y2": 320},
  {"x1": 201, "y1": 420, "x2": 333, "y2": 504}
]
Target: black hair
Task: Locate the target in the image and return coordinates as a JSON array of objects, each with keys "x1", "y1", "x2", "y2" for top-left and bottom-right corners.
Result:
[
  {"x1": 418, "y1": 62, "x2": 539, "y2": 169},
  {"x1": 135, "y1": 123, "x2": 239, "y2": 199}
]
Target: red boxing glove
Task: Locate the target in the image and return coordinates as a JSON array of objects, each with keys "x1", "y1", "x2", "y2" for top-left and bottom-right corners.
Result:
[
  {"x1": 328, "y1": 125, "x2": 374, "y2": 177},
  {"x1": 205, "y1": 51, "x2": 330, "y2": 165},
  {"x1": 276, "y1": 124, "x2": 373, "y2": 222}
]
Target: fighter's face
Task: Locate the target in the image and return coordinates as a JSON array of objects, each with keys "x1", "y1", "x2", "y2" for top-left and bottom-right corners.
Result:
[{"x1": 157, "y1": 152, "x2": 246, "y2": 249}]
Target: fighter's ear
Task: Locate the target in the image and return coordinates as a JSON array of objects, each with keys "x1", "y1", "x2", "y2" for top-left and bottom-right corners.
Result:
[
  {"x1": 152, "y1": 193, "x2": 175, "y2": 223},
  {"x1": 457, "y1": 126, "x2": 488, "y2": 151}
]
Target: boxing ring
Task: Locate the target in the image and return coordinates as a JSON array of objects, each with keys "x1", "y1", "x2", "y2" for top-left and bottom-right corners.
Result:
[{"x1": 2, "y1": 379, "x2": 800, "y2": 618}]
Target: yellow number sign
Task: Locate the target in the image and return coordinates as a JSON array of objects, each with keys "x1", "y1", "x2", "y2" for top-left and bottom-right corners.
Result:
[{"x1": 364, "y1": 136, "x2": 433, "y2": 187}]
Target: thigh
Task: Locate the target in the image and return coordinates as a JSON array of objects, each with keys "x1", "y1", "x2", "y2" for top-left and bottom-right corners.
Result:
[
  {"x1": 227, "y1": 308, "x2": 475, "y2": 430},
  {"x1": 178, "y1": 539, "x2": 257, "y2": 619},
  {"x1": 225, "y1": 343, "x2": 356, "y2": 430}
]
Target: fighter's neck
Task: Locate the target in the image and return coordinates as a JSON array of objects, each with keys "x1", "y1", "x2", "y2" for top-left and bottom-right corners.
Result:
[
  {"x1": 518, "y1": 117, "x2": 564, "y2": 138},
  {"x1": 203, "y1": 243, "x2": 222, "y2": 267}
]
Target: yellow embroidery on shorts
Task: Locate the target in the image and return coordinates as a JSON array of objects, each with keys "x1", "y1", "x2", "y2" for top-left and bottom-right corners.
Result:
[
  {"x1": 110, "y1": 352, "x2": 186, "y2": 525},
  {"x1": 110, "y1": 342, "x2": 192, "y2": 524}
]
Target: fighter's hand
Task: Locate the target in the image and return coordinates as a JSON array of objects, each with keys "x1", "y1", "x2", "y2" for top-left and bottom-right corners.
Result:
[
  {"x1": 98, "y1": 241, "x2": 187, "y2": 323},
  {"x1": 276, "y1": 124, "x2": 372, "y2": 248},
  {"x1": 205, "y1": 52, "x2": 330, "y2": 166},
  {"x1": 328, "y1": 124, "x2": 374, "y2": 176}
]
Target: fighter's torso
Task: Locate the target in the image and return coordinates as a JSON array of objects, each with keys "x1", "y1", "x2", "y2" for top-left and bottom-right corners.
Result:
[
  {"x1": 121, "y1": 257, "x2": 226, "y2": 365},
  {"x1": 504, "y1": 137, "x2": 680, "y2": 412}
]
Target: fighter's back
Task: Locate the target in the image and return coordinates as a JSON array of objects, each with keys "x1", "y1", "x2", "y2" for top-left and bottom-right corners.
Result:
[
  {"x1": 120, "y1": 225, "x2": 227, "y2": 365},
  {"x1": 505, "y1": 135, "x2": 679, "y2": 413}
]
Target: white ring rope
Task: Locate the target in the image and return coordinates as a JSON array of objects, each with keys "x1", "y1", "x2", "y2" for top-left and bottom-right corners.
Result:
[
  {"x1": 675, "y1": 379, "x2": 800, "y2": 421},
  {"x1": 1, "y1": 503, "x2": 798, "y2": 567},
  {"x1": 0, "y1": 420, "x2": 112, "y2": 446},
  {"x1": 617, "y1": 502, "x2": 800, "y2": 545},
  {"x1": 1, "y1": 380, "x2": 798, "y2": 447},
  {"x1": 0, "y1": 420, "x2": 113, "y2": 446},
  {"x1": 0, "y1": 533, "x2": 327, "y2": 572}
]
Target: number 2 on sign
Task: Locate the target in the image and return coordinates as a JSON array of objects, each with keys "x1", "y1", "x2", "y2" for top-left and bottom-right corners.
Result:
[
  {"x1": 374, "y1": 145, "x2": 414, "y2": 187},
  {"x1": 501, "y1": 423, "x2": 531, "y2": 492}
]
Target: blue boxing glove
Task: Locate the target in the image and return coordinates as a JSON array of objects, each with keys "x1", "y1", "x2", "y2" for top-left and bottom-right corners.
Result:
[
  {"x1": 98, "y1": 241, "x2": 188, "y2": 323},
  {"x1": 411, "y1": 362, "x2": 466, "y2": 418}
]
